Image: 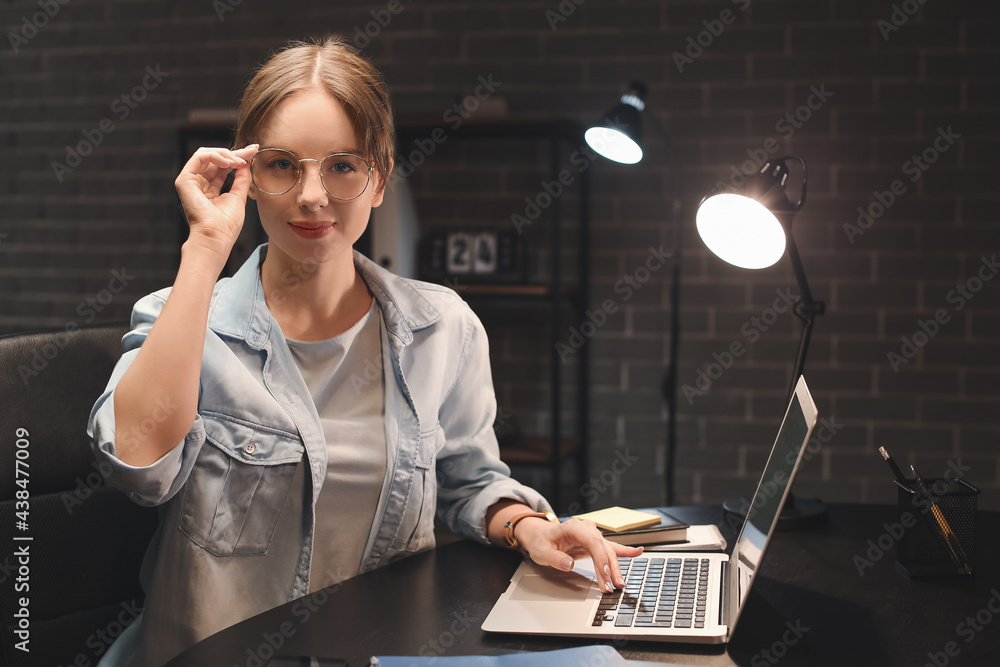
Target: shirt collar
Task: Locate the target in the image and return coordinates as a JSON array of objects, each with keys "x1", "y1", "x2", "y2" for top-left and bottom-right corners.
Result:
[{"x1": 207, "y1": 244, "x2": 441, "y2": 349}]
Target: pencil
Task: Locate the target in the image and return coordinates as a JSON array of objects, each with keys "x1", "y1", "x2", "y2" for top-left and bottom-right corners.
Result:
[{"x1": 911, "y1": 466, "x2": 971, "y2": 575}]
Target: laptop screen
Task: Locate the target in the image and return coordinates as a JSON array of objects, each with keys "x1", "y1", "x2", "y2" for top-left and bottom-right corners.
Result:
[{"x1": 732, "y1": 383, "x2": 815, "y2": 624}]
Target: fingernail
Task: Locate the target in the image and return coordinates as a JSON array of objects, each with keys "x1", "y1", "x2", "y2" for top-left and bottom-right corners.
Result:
[
  {"x1": 605, "y1": 581, "x2": 614, "y2": 592},
  {"x1": 560, "y1": 558, "x2": 573, "y2": 571},
  {"x1": 603, "y1": 564, "x2": 611, "y2": 576}
]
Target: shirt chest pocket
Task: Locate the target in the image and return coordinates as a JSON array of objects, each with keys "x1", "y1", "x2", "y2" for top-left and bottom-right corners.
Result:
[{"x1": 179, "y1": 412, "x2": 304, "y2": 557}]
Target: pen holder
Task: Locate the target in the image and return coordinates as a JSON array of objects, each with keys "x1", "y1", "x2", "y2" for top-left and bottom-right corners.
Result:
[{"x1": 894, "y1": 478, "x2": 980, "y2": 578}]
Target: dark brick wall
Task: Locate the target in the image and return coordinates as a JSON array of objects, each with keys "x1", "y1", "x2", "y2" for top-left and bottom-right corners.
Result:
[{"x1": 2, "y1": 0, "x2": 997, "y2": 511}]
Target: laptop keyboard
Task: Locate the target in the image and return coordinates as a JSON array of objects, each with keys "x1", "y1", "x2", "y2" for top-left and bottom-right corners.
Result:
[{"x1": 593, "y1": 557, "x2": 710, "y2": 629}]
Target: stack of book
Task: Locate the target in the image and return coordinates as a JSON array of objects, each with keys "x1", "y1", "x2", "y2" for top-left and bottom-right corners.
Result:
[{"x1": 572, "y1": 506, "x2": 726, "y2": 550}]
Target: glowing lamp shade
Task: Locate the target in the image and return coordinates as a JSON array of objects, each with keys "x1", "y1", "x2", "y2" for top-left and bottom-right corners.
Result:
[
  {"x1": 695, "y1": 193, "x2": 787, "y2": 270},
  {"x1": 585, "y1": 126, "x2": 643, "y2": 165}
]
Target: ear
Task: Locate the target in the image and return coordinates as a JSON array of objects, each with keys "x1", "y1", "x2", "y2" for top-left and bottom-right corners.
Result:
[
  {"x1": 247, "y1": 183, "x2": 257, "y2": 201},
  {"x1": 369, "y1": 157, "x2": 394, "y2": 208}
]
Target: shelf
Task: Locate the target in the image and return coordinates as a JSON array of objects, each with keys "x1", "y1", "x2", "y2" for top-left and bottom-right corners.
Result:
[
  {"x1": 445, "y1": 283, "x2": 583, "y2": 302},
  {"x1": 462, "y1": 284, "x2": 550, "y2": 296},
  {"x1": 499, "y1": 435, "x2": 580, "y2": 465},
  {"x1": 394, "y1": 118, "x2": 590, "y2": 511}
]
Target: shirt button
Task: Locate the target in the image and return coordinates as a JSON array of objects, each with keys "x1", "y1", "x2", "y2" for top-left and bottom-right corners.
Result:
[{"x1": 245, "y1": 442, "x2": 256, "y2": 455}]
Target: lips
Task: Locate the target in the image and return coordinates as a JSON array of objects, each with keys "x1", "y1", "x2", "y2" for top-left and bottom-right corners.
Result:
[{"x1": 288, "y1": 220, "x2": 334, "y2": 239}]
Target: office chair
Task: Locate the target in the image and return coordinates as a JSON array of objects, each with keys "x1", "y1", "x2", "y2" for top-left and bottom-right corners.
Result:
[{"x1": 0, "y1": 323, "x2": 159, "y2": 667}]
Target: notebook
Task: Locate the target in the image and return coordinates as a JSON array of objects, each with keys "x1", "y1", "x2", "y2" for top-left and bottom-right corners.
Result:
[{"x1": 482, "y1": 376, "x2": 818, "y2": 644}]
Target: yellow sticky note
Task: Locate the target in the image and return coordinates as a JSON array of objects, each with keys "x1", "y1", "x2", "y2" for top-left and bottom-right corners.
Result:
[{"x1": 572, "y1": 506, "x2": 661, "y2": 533}]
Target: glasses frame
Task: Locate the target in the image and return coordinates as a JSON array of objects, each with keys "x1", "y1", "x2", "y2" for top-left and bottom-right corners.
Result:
[{"x1": 250, "y1": 148, "x2": 374, "y2": 201}]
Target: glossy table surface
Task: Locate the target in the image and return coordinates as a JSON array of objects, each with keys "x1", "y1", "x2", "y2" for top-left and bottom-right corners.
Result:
[{"x1": 167, "y1": 504, "x2": 1000, "y2": 667}]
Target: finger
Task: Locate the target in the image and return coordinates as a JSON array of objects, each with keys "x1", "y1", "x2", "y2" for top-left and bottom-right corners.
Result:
[
  {"x1": 563, "y1": 520, "x2": 617, "y2": 592},
  {"x1": 179, "y1": 147, "x2": 248, "y2": 184},
  {"x1": 227, "y1": 162, "x2": 253, "y2": 202},
  {"x1": 528, "y1": 539, "x2": 576, "y2": 574},
  {"x1": 176, "y1": 148, "x2": 251, "y2": 208},
  {"x1": 231, "y1": 143, "x2": 259, "y2": 160},
  {"x1": 604, "y1": 543, "x2": 623, "y2": 589},
  {"x1": 585, "y1": 535, "x2": 618, "y2": 593},
  {"x1": 612, "y1": 543, "x2": 644, "y2": 558},
  {"x1": 609, "y1": 544, "x2": 642, "y2": 588}
]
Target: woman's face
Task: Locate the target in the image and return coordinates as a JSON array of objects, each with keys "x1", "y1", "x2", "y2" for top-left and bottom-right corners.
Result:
[{"x1": 249, "y1": 88, "x2": 389, "y2": 265}]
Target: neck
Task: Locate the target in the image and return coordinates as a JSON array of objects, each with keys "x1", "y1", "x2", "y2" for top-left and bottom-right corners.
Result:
[{"x1": 260, "y1": 245, "x2": 372, "y2": 340}]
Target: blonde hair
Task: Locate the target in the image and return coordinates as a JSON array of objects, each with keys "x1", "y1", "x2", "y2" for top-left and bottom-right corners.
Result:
[{"x1": 235, "y1": 34, "x2": 395, "y2": 195}]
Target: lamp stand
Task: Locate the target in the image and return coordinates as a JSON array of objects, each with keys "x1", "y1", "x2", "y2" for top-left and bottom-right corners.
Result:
[{"x1": 723, "y1": 212, "x2": 828, "y2": 530}]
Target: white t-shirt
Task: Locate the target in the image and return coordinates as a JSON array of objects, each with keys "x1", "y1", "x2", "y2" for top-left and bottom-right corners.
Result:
[{"x1": 284, "y1": 298, "x2": 387, "y2": 591}]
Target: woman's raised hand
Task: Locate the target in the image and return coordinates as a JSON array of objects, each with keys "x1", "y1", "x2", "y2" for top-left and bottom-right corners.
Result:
[{"x1": 174, "y1": 144, "x2": 259, "y2": 261}]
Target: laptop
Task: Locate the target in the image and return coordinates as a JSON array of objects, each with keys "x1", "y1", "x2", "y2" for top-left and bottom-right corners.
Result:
[{"x1": 482, "y1": 375, "x2": 818, "y2": 644}]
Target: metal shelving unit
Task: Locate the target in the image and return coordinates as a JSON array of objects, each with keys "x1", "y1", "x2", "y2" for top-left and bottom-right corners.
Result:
[{"x1": 395, "y1": 118, "x2": 590, "y2": 511}]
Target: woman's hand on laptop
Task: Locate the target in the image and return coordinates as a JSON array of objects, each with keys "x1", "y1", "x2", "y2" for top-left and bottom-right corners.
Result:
[
  {"x1": 515, "y1": 515, "x2": 643, "y2": 593},
  {"x1": 486, "y1": 500, "x2": 642, "y2": 592}
]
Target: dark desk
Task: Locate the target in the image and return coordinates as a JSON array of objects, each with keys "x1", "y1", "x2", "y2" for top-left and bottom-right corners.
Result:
[{"x1": 168, "y1": 504, "x2": 1000, "y2": 667}]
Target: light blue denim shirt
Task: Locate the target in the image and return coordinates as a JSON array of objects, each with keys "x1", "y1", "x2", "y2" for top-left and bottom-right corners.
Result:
[{"x1": 87, "y1": 244, "x2": 549, "y2": 666}]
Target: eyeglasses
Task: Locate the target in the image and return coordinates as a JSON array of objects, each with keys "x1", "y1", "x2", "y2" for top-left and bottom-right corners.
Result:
[{"x1": 250, "y1": 148, "x2": 373, "y2": 200}]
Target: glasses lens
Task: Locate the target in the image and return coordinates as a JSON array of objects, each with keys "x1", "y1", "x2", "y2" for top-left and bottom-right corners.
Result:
[
  {"x1": 252, "y1": 150, "x2": 299, "y2": 195},
  {"x1": 322, "y1": 154, "x2": 370, "y2": 200}
]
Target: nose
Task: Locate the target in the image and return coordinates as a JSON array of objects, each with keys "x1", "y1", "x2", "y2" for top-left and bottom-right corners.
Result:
[{"x1": 295, "y1": 160, "x2": 328, "y2": 210}]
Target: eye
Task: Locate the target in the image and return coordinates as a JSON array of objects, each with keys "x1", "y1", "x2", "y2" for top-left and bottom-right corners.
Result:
[
  {"x1": 267, "y1": 157, "x2": 296, "y2": 171},
  {"x1": 328, "y1": 161, "x2": 358, "y2": 174}
]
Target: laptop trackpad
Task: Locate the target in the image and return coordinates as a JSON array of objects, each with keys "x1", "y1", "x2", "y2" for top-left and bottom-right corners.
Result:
[{"x1": 510, "y1": 573, "x2": 593, "y2": 601}]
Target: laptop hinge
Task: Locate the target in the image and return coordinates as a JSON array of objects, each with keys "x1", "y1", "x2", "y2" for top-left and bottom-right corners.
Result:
[{"x1": 719, "y1": 560, "x2": 728, "y2": 630}]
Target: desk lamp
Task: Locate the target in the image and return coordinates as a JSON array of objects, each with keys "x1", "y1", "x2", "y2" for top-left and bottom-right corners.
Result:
[
  {"x1": 585, "y1": 81, "x2": 646, "y2": 165},
  {"x1": 696, "y1": 156, "x2": 828, "y2": 529},
  {"x1": 586, "y1": 82, "x2": 684, "y2": 506}
]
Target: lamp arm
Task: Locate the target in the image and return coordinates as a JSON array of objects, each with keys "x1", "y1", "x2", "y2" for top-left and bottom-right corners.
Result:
[
  {"x1": 783, "y1": 225, "x2": 825, "y2": 403},
  {"x1": 784, "y1": 226, "x2": 815, "y2": 309},
  {"x1": 780, "y1": 153, "x2": 819, "y2": 403}
]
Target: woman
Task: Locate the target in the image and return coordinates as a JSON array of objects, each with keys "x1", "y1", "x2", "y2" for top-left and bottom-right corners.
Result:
[{"x1": 88, "y1": 34, "x2": 640, "y2": 666}]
